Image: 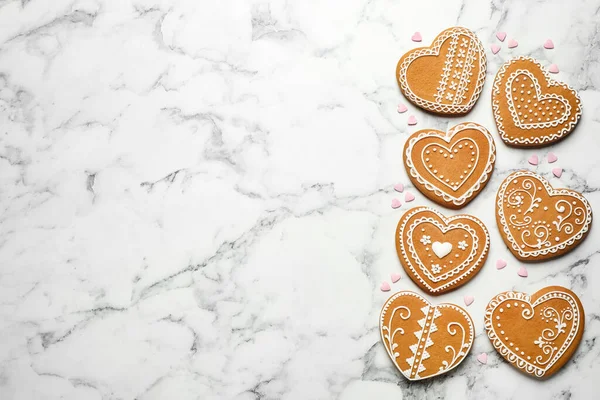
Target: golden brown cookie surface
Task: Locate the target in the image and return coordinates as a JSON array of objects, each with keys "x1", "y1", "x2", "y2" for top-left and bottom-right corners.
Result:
[
  {"x1": 395, "y1": 206, "x2": 489, "y2": 295},
  {"x1": 492, "y1": 57, "x2": 582, "y2": 147},
  {"x1": 396, "y1": 27, "x2": 486, "y2": 115},
  {"x1": 380, "y1": 291, "x2": 474, "y2": 380},
  {"x1": 484, "y1": 286, "x2": 584, "y2": 379},
  {"x1": 404, "y1": 122, "x2": 496, "y2": 209},
  {"x1": 496, "y1": 170, "x2": 592, "y2": 261}
]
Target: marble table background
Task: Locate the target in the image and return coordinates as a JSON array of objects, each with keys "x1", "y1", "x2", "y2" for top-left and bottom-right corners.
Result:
[{"x1": 0, "y1": 0, "x2": 599, "y2": 399}]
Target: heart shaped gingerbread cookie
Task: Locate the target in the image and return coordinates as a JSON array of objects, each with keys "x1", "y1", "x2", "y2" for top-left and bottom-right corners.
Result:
[
  {"x1": 404, "y1": 122, "x2": 496, "y2": 208},
  {"x1": 381, "y1": 291, "x2": 474, "y2": 380},
  {"x1": 485, "y1": 286, "x2": 584, "y2": 379},
  {"x1": 396, "y1": 207, "x2": 489, "y2": 295},
  {"x1": 396, "y1": 27, "x2": 487, "y2": 115},
  {"x1": 496, "y1": 170, "x2": 592, "y2": 261},
  {"x1": 492, "y1": 57, "x2": 582, "y2": 147}
]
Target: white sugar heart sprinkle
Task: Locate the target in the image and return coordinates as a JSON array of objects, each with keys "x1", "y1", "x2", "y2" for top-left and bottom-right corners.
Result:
[
  {"x1": 391, "y1": 273, "x2": 401, "y2": 283},
  {"x1": 397, "y1": 103, "x2": 408, "y2": 113},
  {"x1": 404, "y1": 191, "x2": 415, "y2": 202},
  {"x1": 477, "y1": 353, "x2": 488, "y2": 364},
  {"x1": 411, "y1": 32, "x2": 422, "y2": 42},
  {"x1": 496, "y1": 259, "x2": 507, "y2": 270},
  {"x1": 549, "y1": 64, "x2": 559, "y2": 73},
  {"x1": 391, "y1": 198, "x2": 401, "y2": 209},
  {"x1": 544, "y1": 39, "x2": 554, "y2": 49},
  {"x1": 407, "y1": 115, "x2": 417, "y2": 126},
  {"x1": 528, "y1": 155, "x2": 538, "y2": 165},
  {"x1": 380, "y1": 282, "x2": 391, "y2": 292},
  {"x1": 491, "y1": 44, "x2": 500, "y2": 54},
  {"x1": 547, "y1": 152, "x2": 558, "y2": 163},
  {"x1": 517, "y1": 266, "x2": 528, "y2": 278},
  {"x1": 508, "y1": 39, "x2": 518, "y2": 48},
  {"x1": 496, "y1": 32, "x2": 507, "y2": 42},
  {"x1": 464, "y1": 295, "x2": 474, "y2": 306},
  {"x1": 394, "y1": 183, "x2": 404, "y2": 193},
  {"x1": 552, "y1": 168, "x2": 563, "y2": 178}
]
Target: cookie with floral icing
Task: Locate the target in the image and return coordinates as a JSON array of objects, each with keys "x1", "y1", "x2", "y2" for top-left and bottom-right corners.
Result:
[
  {"x1": 381, "y1": 291, "x2": 474, "y2": 380},
  {"x1": 492, "y1": 57, "x2": 582, "y2": 147},
  {"x1": 396, "y1": 26, "x2": 487, "y2": 115},
  {"x1": 404, "y1": 122, "x2": 496, "y2": 209},
  {"x1": 485, "y1": 286, "x2": 584, "y2": 379},
  {"x1": 395, "y1": 206, "x2": 490, "y2": 295},
  {"x1": 496, "y1": 170, "x2": 592, "y2": 261}
]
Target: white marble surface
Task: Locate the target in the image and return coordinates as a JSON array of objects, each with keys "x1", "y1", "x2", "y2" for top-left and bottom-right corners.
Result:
[{"x1": 0, "y1": 0, "x2": 599, "y2": 399}]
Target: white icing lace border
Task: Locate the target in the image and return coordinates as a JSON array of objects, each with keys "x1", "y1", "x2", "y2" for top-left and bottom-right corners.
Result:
[
  {"x1": 397, "y1": 27, "x2": 487, "y2": 114},
  {"x1": 397, "y1": 206, "x2": 490, "y2": 293},
  {"x1": 405, "y1": 122, "x2": 496, "y2": 207},
  {"x1": 492, "y1": 56, "x2": 582, "y2": 146},
  {"x1": 484, "y1": 290, "x2": 582, "y2": 378}
]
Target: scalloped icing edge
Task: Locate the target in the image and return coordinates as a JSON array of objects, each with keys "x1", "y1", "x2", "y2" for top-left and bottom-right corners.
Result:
[
  {"x1": 484, "y1": 288, "x2": 583, "y2": 378},
  {"x1": 397, "y1": 27, "x2": 487, "y2": 115},
  {"x1": 397, "y1": 206, "x2": 490, "y2": 293},
  {"x1": 405, "y1": 122, "x2": 496, "y2": 207},
  {"x1": 492, "y1": 56, "x2": 582, "y2": 146}
]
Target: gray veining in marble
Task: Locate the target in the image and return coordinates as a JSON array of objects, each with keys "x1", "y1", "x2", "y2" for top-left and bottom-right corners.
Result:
[{"x1": 0, "y1": 0, "x2": 599, "y2": 399}]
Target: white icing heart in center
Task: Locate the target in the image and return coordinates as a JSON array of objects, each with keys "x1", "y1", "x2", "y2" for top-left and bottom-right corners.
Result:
[
  {"x1": 422, "y1": 139, "x2": 479, "y2": 191},
  {"x1": 432, "y1": 242, "x2": 453, "y2": 258},
  {"x1": 506, "y1": 70, "x2": 570, "y2": 129}
]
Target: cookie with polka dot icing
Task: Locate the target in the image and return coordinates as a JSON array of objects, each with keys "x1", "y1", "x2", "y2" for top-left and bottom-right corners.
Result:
[
  {"x1": 395, "y1": 206, "x2": 490, "y2": 295},
  {"x1": 396, "y1": 27, "x2": 487, "y2": 115},
  {"x1": 492, "y1": 57, "x2": 582, "y2": 147},
  {"x1": 484, "y1": 286, "x2": 584, "y2": 379},
  {"x1": 380, "y1": 291, "x2": 474, "y2": 380},
  {"x1": 496, "y1": 170, "x2": 592, "y2": 261},
  {"x1": 404, "y1": 122, "x2": 496, "y2": 209}
]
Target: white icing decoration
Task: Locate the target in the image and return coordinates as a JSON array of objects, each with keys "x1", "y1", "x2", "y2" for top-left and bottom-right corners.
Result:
[
  {"x1": 484, "y1": 289, "x2": 582, "y2": 377},
  {"x1": 398, "y1": 27, "x2": 487, "y2": 114},
  {"x1": 492, "y1": 56, "x2": 582, "y2": 146},
  {"x1": 505, "y1": 69, "x2": 571, "y2": 129},
  {"x1": 405, "y1": 122, "x2": 496, "y2": 207},
  {"x1": 380, "y1": 291, "x2": 474, "y2": 381},
  {"x1": 496, "y1": 171, "x2": 592, "y2": 258},
  {"x1": 398, "y1": 207, "x2": 489, "y2": 293},
  {"x1": 421, "y1": 138, "x2": 480, "y2": 191},
  {"x1": 432, "y1": 242, "x2": 452, "y2": 258}
]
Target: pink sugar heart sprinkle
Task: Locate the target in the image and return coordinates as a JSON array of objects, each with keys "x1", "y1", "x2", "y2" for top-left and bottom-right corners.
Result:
[
  {"x1": 544, "y1": 39, "x2": 555, "y2": 49},
  {"x1": 528, "y1": 155, "x2": 539, "y2": 165},
  {"x1": 547, "y1": 152, "x2": 558, "y2": 163},
  {"x1": 394, "y1": 183, "x2": 404, "y2": 193},
  {"x1": 496, "y1": 32, "x2": 507, "y2": 42},
  {"x1": 477, "y1": 353, "x2": 488, "y2": 364},
  {"x1": 380, "y1": 282, "x2": 391, "y2": 292},
  {"x1": 549, "y1": 64, "x2": 559, "y2": 73},
  {"x1": 391, "y1": 273, "x2": 401, "y2": 283},
  {"x1": 391, "y1": 198, "x2": 402, "y2": 209},
  {"x1": 397, "y1": 103, "x2": 408, "y2": 113},
  {"x1": 411, "y1": 32, "x2": 422, "y2": 42},
  {"x1": 517, "y1": 266, "x2": 528, "y2": 278},
  {"x1": 491, "y1": 44, "x2": 500, "y2": 54},
  {"x1": 552, "y1": 168, "x2": 563, "y2": 178},
  {"x1": 404, "y1": 192, "x2": 415, "y2": 202},
  {"x1": 496, "y1": 259, "x2": 507, "y2": 270},
  {"x1": 464, "y1": 295, "x2": 474, "y2": 306},
  {"x1": 407, "y1": 115, "x2": 417, "y2": 126},
  {"x1": 508, "y1": 39, "x2": 518, "y2": 48}
]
